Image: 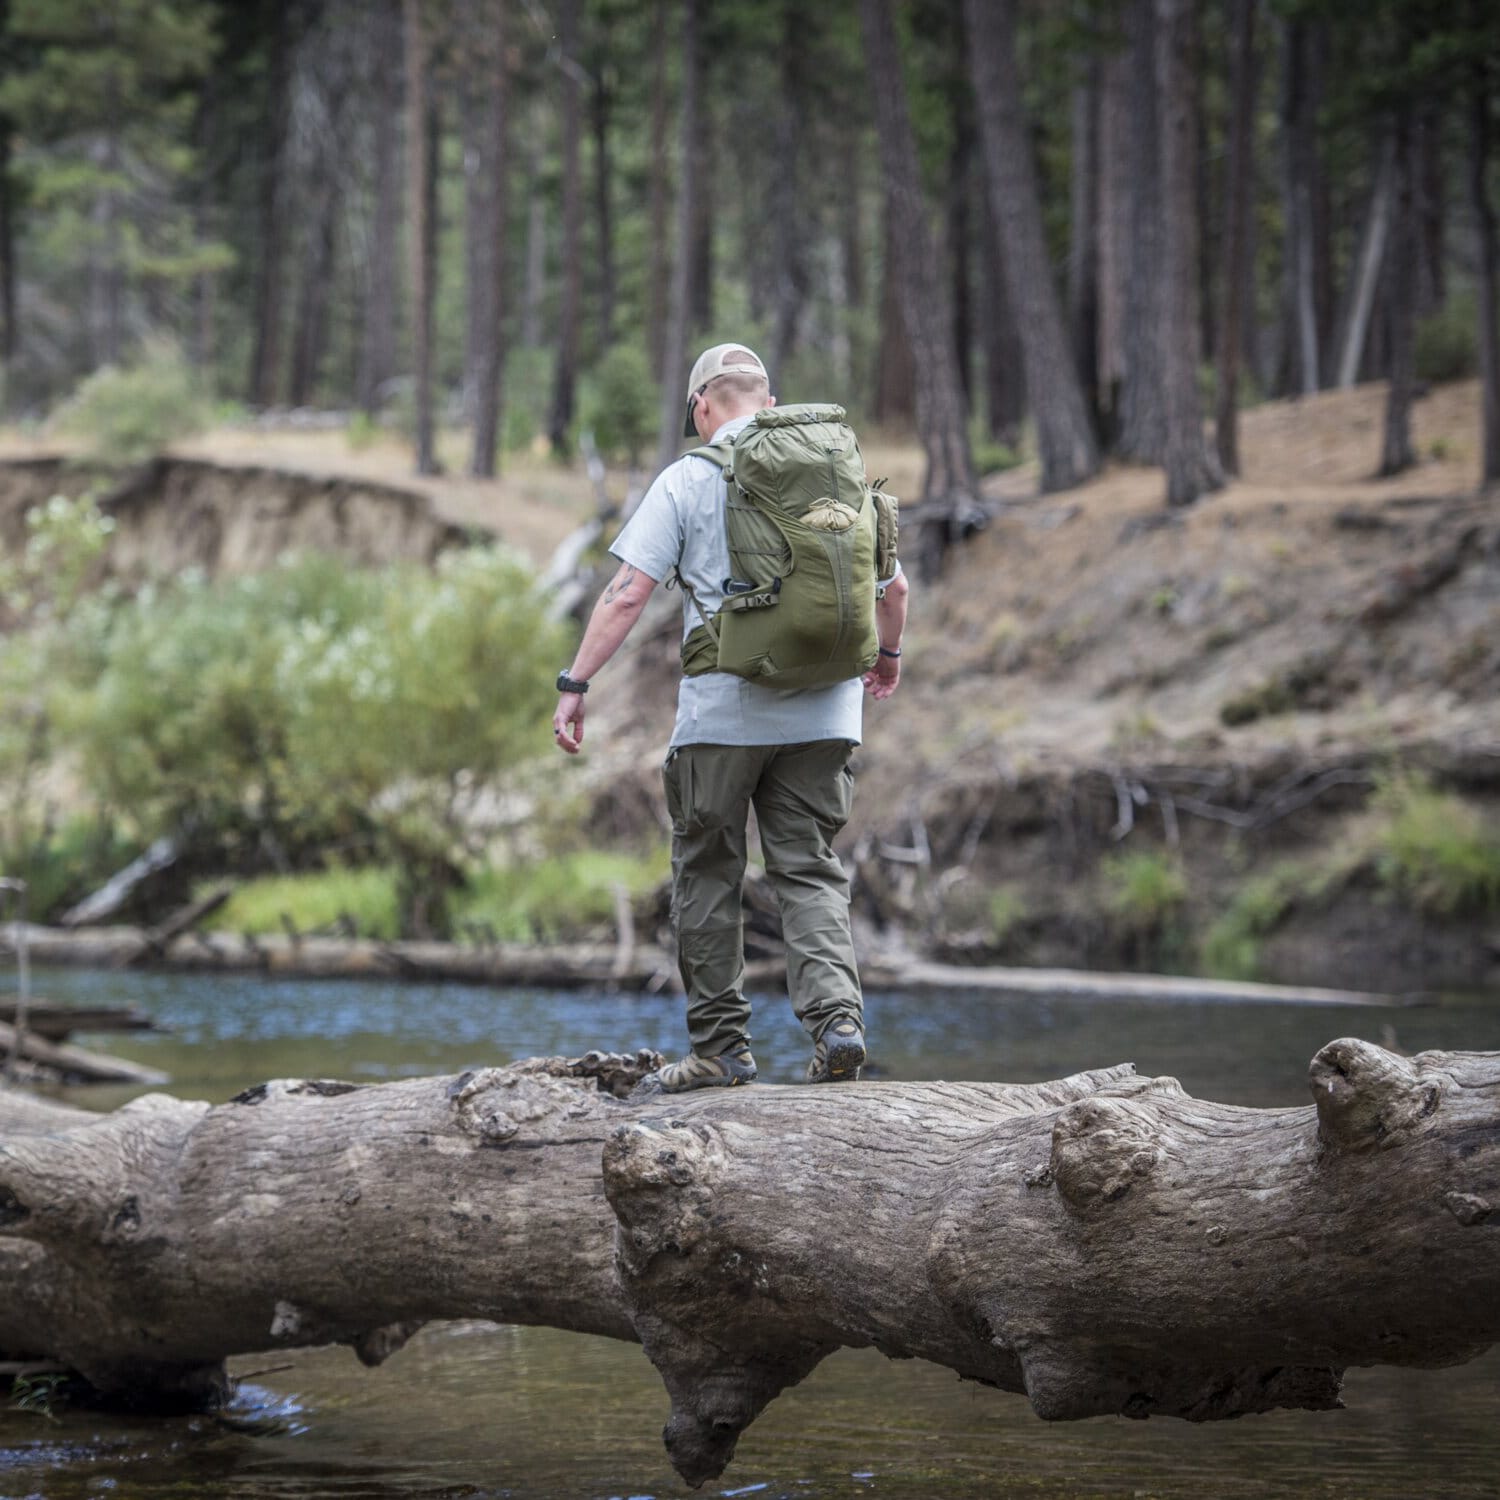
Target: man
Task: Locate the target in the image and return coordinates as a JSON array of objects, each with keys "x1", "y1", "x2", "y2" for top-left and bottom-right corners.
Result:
[{"x1": 552, "y1": 342, "x2": 908, "y2": 1092}]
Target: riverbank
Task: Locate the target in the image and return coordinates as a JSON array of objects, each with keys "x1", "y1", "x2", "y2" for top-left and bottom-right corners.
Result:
[{"x1": 0, "y1": 922, "x2": 1428, "y2": 1007}]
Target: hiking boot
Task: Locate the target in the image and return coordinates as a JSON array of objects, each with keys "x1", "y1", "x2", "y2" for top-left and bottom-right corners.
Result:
[
  {"x1": 655, "y1": 1043, "x2": 757, "y2": 1093},
  {"x1": 805, "y1": 1019, "x2": 866, "y2": 1083}
]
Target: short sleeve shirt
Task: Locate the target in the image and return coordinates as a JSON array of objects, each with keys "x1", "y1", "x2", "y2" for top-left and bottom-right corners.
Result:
[{"x1": 611, "y1": 414, "x2": 892, "y2": 750}]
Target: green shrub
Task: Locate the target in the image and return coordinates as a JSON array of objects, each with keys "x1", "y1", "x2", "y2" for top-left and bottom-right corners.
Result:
[
  {"x1": 54, "y1": 349, "x2": 211, "y2": 464},
  {"x1": 0, "y1": 814, "x2": 134, "y2": 924},
  {"x1": 55, "y1": 547, "x2": 571, "y2": 934},
  {"x1": 1414, "y1": 295, "x2": 1478, "y2": 385},
  {"x1": 502, "y1": 347, "x2": 553, "y2": 454},
  {"x1": 988, "y1": 884, "x2": 1028, "y2": 944},
  {"x1": 213, "y1": 867, "x2": 401, "y2": 940},
  {"x1": 454, "y1": 846, "x2": 669, "y2": 944},
  {"x1": 972, "y1": 438, "x2": 1021, "y2": 477},
  {"x1": 578, "y1": 344, "x2": 660, "y2": 467},
  {"x1": 345, "y1": 411, "x2": 381, "y2": 451},
  {"x1": 1200, "y1": 868, "x2": 1301, "y2": 980},
  {"x1": 1376, "y1": 777, "x2": 1500, "y2": 917},
  {"x1": 1100, "y1": 849, "x2": 1187, "y2": 935}
]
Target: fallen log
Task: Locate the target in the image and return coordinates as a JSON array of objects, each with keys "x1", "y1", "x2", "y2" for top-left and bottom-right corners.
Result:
[
  {"x1": 0, "y1": 1018, "x2": 169, "y2": 1085},
  {"x1": 2, "y1": 923, "x2": 1421, "y2": 1006},
  {"x1": 1, "y1": 1037, "x2": 1496, "y2": 1485},
  {"x1": 0, "y1": 1001, "x2": 161, "y2": 1041}
]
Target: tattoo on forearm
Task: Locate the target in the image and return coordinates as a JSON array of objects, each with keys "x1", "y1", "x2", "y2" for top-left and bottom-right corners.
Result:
[{"x1": 603, "y1": 565, "x2": 637, "y2": 604}]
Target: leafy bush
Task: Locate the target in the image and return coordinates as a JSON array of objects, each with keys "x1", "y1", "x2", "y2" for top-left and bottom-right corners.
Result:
[
  {"x1": 1200, "y1": 867, "x2": 1301, "y2": 980},
  {"x1": 578, "y1": 344, "x2": 660, "y2": 467},
  {"x1": 54, "y1": 349, "x2": 211, "y2": 464},
  {"x1": 1100, "y1": 849, "x2": 1187, "y2": 936},
  {"x1": 1376, "y1": 777, "x2": 1500, "y2": 917},
  {"x1": 1414, "y1": 295, "x2": 1478, "y2": 385},
  {"x1": 0, "y1": 814, "x2": 134, "y2": 924},
  {"x1": 213, "y1": 867, "x2": 401, "y2": 940},
  {"x1": 56, "y1": 547, "x2": 571, "y2": 934}
]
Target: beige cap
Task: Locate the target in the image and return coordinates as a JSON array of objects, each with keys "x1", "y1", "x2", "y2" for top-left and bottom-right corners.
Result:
[{"x1": 683, "y1": 342, "x2": 768, "y2": 436}]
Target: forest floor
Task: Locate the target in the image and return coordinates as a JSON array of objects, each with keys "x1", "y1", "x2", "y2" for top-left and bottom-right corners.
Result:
[{"x1": 2, "y1": 379, "x2": 1495, "y2": 990}]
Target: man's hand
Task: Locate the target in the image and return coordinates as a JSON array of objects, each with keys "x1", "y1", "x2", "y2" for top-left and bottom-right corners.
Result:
[
  {"x1": 553, "y1": 692, "x2": 586, "y2": 753},
  {"x1": 862, "y1": 654, "x2": 900, "y2": 700}
]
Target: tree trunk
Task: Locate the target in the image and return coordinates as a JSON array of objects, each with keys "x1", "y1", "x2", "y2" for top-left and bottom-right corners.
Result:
[
  {"x1": 1379, "y1": 103, "x2": 1418, "y2": 478},
  {"x1": 1118, "y1": 0, "x2": 1167, "y2": 461},
  {"x1": 964, "y1": 0, "x2": 1098, "y2": 492},
  {"x1": 1214, "y1": 0, "x2": 1256, "y2": 476},
  {"x1": 1069, "y1": 47, "x2": 1101, "y2": 422},
  {"x1": 1279, "y1": 16, "x2": 1321, "y2": 396},
  {"x1": 1472, "y1": 59, "x2": 1500, "y2": 487},
  {"x1": 861, "y1": 0, "x2": 977, "y2": 512},
  {"x1": 248, "y1": 2, "x2": 293, "y2": 407},
  {"x1": 590, "y1": 63, "x2": 616, "y2": 351},
  {"x1": 3, "y1": 1040, "x2": 1499, "y2": 1490},
  {"x1": 947, "y1": 123, "x2": 975, "y2": 404},
  {"x1": 288, "y1": 182, "x2": 339, "y2": 407},
  {"x1": 979, "y1": 155, "x2": 1026, "y2": 445},
  {"x1": 872, "y1": 203, "x2": 917, "y2": 430},
  {"x1": 646, "y1": 0, "x2": 670, "y2": 383},
  {"x1": 1096, "y1": 41, "x2": 1130, "y2": 439},
  {"x1": 653, "y1": 0, "x2": 698, "y2": 474},
  {"x1": 0, "y1": 112, "x2": 16, "y2": 369},
  {"x1": 359, "y1": 0, "x2": 402, "y2": 415},
  {"x1": 467, "y1": 0, "x2": 509, "y2": 477},
  {"x1": 1156, "y1": 0, "x2": 1222, "y2": 506},
  {"x1": 404, "y1": 0, "x2": 437, "y2": 476},
  {"x1": 1332, "y1": 132, "x2": 1395, "y2": 391},
  {"x1": 1415, "y1": 99, "x2": 1447, "y2": 317},
  {"x1": 769, "y1": 0, "x2": 808, "y2": 384},
  {"x1": 547, "y1": 0, "x2": 584, "y2": 455},
  {"x1": 520, "y1": 99, "x2": 546, "y2": 350}
]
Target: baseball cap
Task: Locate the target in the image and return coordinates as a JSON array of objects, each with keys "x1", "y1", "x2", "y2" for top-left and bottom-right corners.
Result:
[{"x1": 683, "y1": 343, "x2": 768, "y2": 436}]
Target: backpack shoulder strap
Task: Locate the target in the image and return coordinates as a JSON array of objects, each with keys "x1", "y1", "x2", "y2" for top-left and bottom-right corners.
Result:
[{"x1": 668, "y1": 440, "x2": 734, "y2": 647}]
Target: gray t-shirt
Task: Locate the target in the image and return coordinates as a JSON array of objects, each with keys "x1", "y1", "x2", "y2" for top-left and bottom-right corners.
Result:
[{"x1": 611, "y1": 414, "x2": 887, "y2": 750}]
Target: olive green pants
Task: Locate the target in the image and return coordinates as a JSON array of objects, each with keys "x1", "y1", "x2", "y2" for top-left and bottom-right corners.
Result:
[{"x1": 662, "y1": 740, "x2": 862, "y2": 1058}]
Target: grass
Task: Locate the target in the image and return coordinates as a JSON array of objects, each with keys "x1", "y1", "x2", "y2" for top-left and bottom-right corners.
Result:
[
  {"x1": 1376, "y1": 777, "x2": 1500, "y2": 918},
  {"x1": 453, "y1": 846, "x2": 670, "y2": 944},
  {"x1": 212, "y1": 866, "x2": 401, "y2": 940},
  {"x1": 1200, "y1": 865, "x2": 1306, "y2": 980}
]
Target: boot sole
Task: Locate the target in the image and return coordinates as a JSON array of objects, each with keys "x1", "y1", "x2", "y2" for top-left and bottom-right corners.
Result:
[{"x1": 822, "y1": 1035, "x2": 866, "y2": 1082}]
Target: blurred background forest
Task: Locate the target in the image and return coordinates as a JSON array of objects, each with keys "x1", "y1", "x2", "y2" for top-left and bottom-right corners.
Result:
[
  {"x1": 0, "y1": 0, "x2": 1495, "y2": 497},
  {"x1": 2, "y1": 0, "x2": 1499, "y2": 984}
]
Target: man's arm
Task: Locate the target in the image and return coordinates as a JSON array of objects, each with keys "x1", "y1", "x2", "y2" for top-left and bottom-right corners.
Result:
[
  {"x1": 553, "y1": 560, "x2": 659, "y2": 754},
  {"x1": 862, "y1": 567, "x2": 909, "y2": 701}
]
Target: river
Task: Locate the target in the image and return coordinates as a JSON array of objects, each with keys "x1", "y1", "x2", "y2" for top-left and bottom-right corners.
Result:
[{"x1": 3, "y1": 968, "x2": 1498, "y2": 1499}]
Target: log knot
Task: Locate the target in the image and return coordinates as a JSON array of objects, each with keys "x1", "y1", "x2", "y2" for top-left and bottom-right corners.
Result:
[
  {"x1": 603, "y1": 1120, "x2": 724, "y2": 1271},
  {"x1": 448, "y1": 1069, "x2": 567, "y2": 1146},
  {"x1": 1443, "y1": 1191, "x2": 1493, "y2": 1227},
  {"x1": 1310, "y1": 1038, "x2": 1441, "y2": 1153},
  {"x1": 1050, "y1": 1097, "x2": 1163, "y2": 1208}
]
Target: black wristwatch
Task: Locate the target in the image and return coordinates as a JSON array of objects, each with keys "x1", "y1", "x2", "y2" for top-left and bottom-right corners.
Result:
[{"x1": 556, "y1": 670, "x2": 590, "y2": 695}]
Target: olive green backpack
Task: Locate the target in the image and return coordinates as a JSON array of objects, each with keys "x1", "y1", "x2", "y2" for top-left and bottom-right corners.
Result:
[{"x1": 675, "y1": 404, "x2": 899, "y2": 691}]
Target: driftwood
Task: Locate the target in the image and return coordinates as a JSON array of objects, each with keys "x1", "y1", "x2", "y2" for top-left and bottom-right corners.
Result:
[
  {"x1": 0, "y1": 1001, "x2": 160, "y2": 1042},
  {"x1": 2, "y1": 923, "x2": 1420, "y2": 1007},
  {"x1": 0, "y1": 1018, "x2": 168, "y2": 1086},
  {"x1": 2, "y1": 1038, "x2": 1497, "y2": 1486}
]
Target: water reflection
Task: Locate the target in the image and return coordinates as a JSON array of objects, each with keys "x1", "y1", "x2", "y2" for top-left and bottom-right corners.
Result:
[{"x1": 4, "y1": 966, "x2": 1498, "y2": 1497}]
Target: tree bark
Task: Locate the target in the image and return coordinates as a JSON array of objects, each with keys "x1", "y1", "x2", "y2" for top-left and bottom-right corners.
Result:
[
  {"x1": 466, "y1": 0, "x2": 509, "y2": 478},
  {"x1": 590, "y1": 61, "x2": 616, "y2": 351},
  {"x1": 1118, "y1": 0, "x2": 1167, "y2": 461},
  {"x1": 1156, "y1": 0, "x2": 1222, "y2": 506},
  {"x1": 3, "y1": 1039, "x2": 1499, "y2": 1490},
  {"x1": 547, "y1": 0, "x2": 584, "y2": 455},
  {"x1": 979, "y1": 159, "x2": 1025, "y2": 445},
  {"x1": 653, "y1": 0, "x2": 698, "y2": 474},
  {"x1": 1096, "y1": 40, "x2": 1130, "y2": 439},
  {"x1": 404, "y1": 0, "x2": 437, "y2": 476},
  {"x1": 964, "y1": 0, "x2": 1098, "y2": 492},
  {"x1": 1069, "y1": 47, "x2": 1101, "y2": 424},
  {"x1": 1279, "y1": 16, "x2": 1322, "y2": 397},
  {"x1": 1332, "y1": 132, "x2": 1395, "y2": 391},
  {"x1": 248, "y1": 1, "x2": 293, "y2": 407},
  {"x1": 769, "y1": 0, "x2": 809, "y2": 384},
  {"x1": 0, "y1": 110, "x2": 16, "y2": 370},
  {"x1": 288, "y1": 179, "x2": 339, "y2": 407},
  {"x1": 645, "y1": 0, "x2": 670, "y2": 383},
  {"x1": 859, "y1": 0, "x2": 976, "y2": 512},
  {"x1": 872, "y1": 203, "x2": 917, "y2": 430},
  {"x1": 1379, "y1": 103, "x2": 1418, "y2": 478},
  {"x1": 1214, "y1": 0, "x2": 1256, "y2": 476},
  {"x1": 1470, "y1": 59, "x2": 1500, "y2": 487},
  {"x1": 359, "y1": 0, "x2": 402, "y2": 416}
]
